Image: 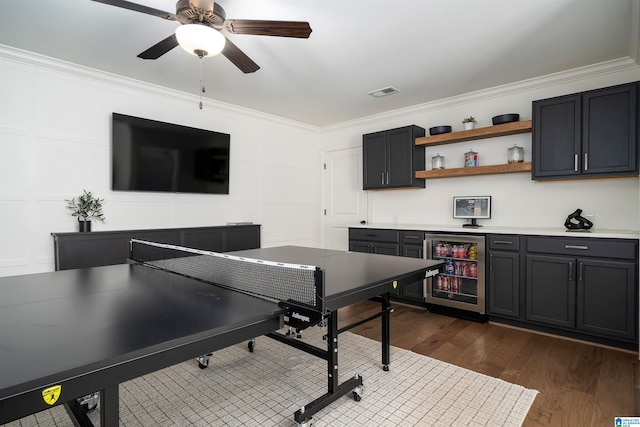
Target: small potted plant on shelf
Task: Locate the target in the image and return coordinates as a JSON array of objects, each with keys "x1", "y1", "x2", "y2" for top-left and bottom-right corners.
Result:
[
  {"x1": 462, "y1": 116, "x2": 477, "y2": 130},
  {"x1": 66, "y1": 190, "x2": 105, "y2": 232}
]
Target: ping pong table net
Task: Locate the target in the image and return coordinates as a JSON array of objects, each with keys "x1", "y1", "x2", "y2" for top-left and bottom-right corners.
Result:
[{"x1": 129, "y1": 239, "x2": 325, "y2": 313}]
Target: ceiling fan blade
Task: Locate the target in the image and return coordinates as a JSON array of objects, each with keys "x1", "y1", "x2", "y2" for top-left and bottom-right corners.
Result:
[
  {"x1": 224, "y1": 20, "x2": 312, "y2": 38},
  {"x1": 137, "y1": 34, "x2": 179, "y2": 60},
  {"x1": 221, "y1": 38, "x2": 260, "y2": 73},
  {"x1": 90, "y1": 0, "x2": 190, "y2": 24}
]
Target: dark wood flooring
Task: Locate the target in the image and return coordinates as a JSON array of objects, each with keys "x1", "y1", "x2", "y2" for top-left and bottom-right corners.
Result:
[{"x1": 338, "y1": 300, "x2": 638, "y2": 427}]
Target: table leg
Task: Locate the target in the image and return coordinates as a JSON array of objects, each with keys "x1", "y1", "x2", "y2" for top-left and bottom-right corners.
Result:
[
  {"x1": 100, "y1": 385, "x2": 119, "y2": 427},
  {"x1": 381, "y1": 292, "x2": 391, "y2": 371}
]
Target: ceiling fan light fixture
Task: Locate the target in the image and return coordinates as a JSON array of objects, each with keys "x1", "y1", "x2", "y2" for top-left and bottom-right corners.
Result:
[{"x1": 175, "y1": 24, "x2": 226, "y2": 57}]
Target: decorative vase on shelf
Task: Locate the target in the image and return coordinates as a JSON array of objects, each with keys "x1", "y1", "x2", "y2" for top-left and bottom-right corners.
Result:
[
  {"x1": 432, "y1": 153, "x2": 445, "y2": 169},
  {"x1": 462, "y1": 117, "x2": 476, "y2": 131},
  {"x1": 78, "y1": 220, "x2": 92, "y2": 232}
]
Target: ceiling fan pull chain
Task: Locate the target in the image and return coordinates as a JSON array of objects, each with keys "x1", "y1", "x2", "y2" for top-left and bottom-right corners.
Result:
[{"x1": 199, "y1": 54, "x2": 205, "y2": 109}]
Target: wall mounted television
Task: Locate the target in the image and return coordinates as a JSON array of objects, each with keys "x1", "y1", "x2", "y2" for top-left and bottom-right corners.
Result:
[
  {"x1": 453, "y1": 196, "x2": 491, "y2": 228},
  {"x1": 112, "y1": 113, "x2": 230, "y2": 194}
]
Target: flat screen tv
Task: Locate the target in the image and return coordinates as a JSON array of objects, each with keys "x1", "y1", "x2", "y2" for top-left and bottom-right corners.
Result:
[
  {"x1": 453, "y1": 196, "x2": 491, "y2": 228},
  {"x1": 112, "y1": 113, "x2": 230, "y2": 194}
]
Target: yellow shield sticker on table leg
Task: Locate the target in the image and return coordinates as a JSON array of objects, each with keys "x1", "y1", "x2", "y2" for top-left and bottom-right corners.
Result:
[{"x1": 42, "y1": 385, "x2": 62, "y2": 405}]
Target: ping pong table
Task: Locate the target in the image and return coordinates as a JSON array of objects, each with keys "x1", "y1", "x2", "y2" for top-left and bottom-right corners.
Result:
[{"x1": 0, "y1": 241, "x2": 441, "y2": 426}]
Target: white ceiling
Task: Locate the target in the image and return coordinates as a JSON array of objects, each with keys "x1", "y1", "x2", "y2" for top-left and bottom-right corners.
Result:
[{"x1": 1, "y1": 0, "x2": 638, "y2": 127}]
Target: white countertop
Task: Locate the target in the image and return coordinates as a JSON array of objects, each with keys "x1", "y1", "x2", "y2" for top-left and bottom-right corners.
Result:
[{"x1": 348, "y1": 223, "x2": 639, "y2": 239}]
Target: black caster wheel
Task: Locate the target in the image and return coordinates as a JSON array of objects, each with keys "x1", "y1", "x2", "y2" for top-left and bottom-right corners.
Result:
[
  {"x1": 352, "y1": 391, "x2": 362, "y2": 402},
  {"x1": 82, "y1": 401, "x2": 98, "y2": 413},
  {"x1": 248, "y1": 339, "x2": 255, "y2": 353},
  {"x1": 383, "y1": 365, "x2": 389, "y2": 372}
]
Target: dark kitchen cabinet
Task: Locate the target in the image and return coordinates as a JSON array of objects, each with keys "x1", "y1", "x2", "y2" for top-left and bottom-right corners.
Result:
[
  {"x1": 525, "y1": 236, "x2": 638, "y2": 344},
  {"x1": 348, "y1": 228, "x2": 426, "y2": 301},
  {"x1": 487, "y1": 235, "x2": 523, "y2": 319},
  {"x1": 532, "y1": 82, "x2": 638, "y2": 179},
  {"x1": 526, "y1": 254, "x2": 576, "y2": 328},
  {"x1": 348, "y1": 228, "x2": 400, "y2": 256},
  {"x1": 363, "y1": 125, "x2": 426, "y2": 189}
]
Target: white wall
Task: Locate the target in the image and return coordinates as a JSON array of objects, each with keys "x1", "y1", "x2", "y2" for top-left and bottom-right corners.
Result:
[
  {"x1": 319, "y1": 58, "x2": 640, "y2": 233},
  {"x1": 0, "y1": 47, "x2": 321, "y2": 277}
]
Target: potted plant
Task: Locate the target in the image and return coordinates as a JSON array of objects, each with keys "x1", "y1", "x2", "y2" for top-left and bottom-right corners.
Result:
[
  {"x1": 66, "y1": 190, "x2": 105, "y2": 232},
  {"x1": 462, "y1": 116, "x2": 477, "y2": 130}
]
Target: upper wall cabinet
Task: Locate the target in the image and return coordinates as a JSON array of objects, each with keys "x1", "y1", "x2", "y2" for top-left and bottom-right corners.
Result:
[
  {"x1": 532, "y1": 82, "x2": 638, "y2": 179},
  {"x1": 363, "y1": 125, "x2": 425, "y2": 190}
]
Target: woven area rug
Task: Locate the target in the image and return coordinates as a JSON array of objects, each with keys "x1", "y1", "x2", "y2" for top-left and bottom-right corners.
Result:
[{"x1": 4, "y1": 328, "x2": 538, "y2": 426}]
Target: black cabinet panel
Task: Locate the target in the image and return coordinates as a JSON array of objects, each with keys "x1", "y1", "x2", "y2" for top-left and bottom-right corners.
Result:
[
  {"x1": 527, "y1": 236, "x2": 637, "y2": 260},
  {"x1": 576, "y1": 258, "x2": 636, "y2": 340},
  {"x1": 533, "y1": 82, "x2": 638, "y2": 179},
  {"x1": 583, "y1": 84, "x2": 637, "y2": 175},
  {"x1": 533, "y1": 94, "x2": 582, "y2": 178},
  {"x1": 525, "y1": 254, "x2": 576, "y2": 328},
  {"x1": 362, "y1": 125, "x2": 425, "y2": 189},
  {"x1": 363, "y1": 131, "x2": 387, "y2": 189},
  {"x1": 488, "y1": 251, "x2": 520, "y2": 318},
  {"x1": 52, "y1": 225, "x2": 260, "y2": 271}
]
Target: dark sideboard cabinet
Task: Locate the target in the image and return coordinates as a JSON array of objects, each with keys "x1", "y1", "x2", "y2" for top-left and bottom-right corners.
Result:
[
  {"x1": 362, "y1": 125, "x2": 426, "y2": 190},
  {"x1": 52, "y1": 225, "x2": 261, "y2": 271},
  {"x1": 487, "y1": 233, "x2": 638, "y2": 349},
  {"x1": 533, "y1": 81, "x2": 638, "y2": 179}
]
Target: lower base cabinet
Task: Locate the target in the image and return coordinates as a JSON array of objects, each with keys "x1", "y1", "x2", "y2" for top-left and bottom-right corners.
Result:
[
  {"x1": 488, "y1": 235, "x2": 522, "y2": 319},
  {"x1": 348, "y1": 228, "x2": 426, "y2": 302},
  {"x1": 488, "y1": 234, "x2": 638, "y2": 349}
]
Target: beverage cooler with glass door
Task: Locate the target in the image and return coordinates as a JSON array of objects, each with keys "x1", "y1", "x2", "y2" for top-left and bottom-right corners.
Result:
[{"x1": 425, "y1": 234, "x2": 485, "y2": 314}]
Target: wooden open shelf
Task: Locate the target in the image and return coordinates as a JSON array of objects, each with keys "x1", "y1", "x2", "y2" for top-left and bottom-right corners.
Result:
[
  {"x1": 415, "y1": 120, "x2": 532, "y2": 147},
  {"x1": 416, "y1": 162, "x2": 532, "y2": 179}
]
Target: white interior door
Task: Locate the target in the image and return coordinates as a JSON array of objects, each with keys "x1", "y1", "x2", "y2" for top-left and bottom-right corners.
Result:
[{"x1": 321, "y1": 147, "x2": 368, "y2": 250}]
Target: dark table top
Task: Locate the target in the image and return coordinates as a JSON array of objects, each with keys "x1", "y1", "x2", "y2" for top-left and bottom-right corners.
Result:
[
  {"x1": 231, "y1": 246, "x2": 442, "y2": 310},
  {"x1": 0, "y1": 245, "x2": 441, "y2": 404},
  {"x1": 0, "y1": 263, "x2": 283, "y2": 399}
]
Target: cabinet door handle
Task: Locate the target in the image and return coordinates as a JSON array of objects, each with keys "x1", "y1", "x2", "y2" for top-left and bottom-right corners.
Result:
[
  {"x1": 385, "y1": 172, "x2": 389, "y2": 185},
  {"x1": 565, "y1": 245, "x2": 588, "y2": 250},
  {"x1": 406, "y1": 236, "x2": 421, "y2": 240},
  {"x1": 578, "y1": 261, "x2": 583, "y2": 282},
  {"x1": 584, "y1": 153, "x2": 588, "y2": 171},
  {"x1": 568, "y1": 261, "x2": 573, "y2": 282},
  {"x1": 574, "y1": 154, "x2": 578, "y2": 172},
  {"x1": 489, "y1": 254, "x2": 493, "y2": 271},
  {"x1": 366, "y1": 234, "x2": 377, "y2": 237},
  {"x1": 493, "y1": 240, "x2": 513, "y2": 245},
  {"x1": 381, "y1": 172, "x2": 385, "y2": 185}
]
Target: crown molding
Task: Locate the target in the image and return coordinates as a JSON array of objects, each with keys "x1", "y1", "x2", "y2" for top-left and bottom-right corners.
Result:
[
  {"x1": 0, "y1": 44, "x2": 319, "y2": 133},
  {"x1": 323, "y1": 57, "x2": 640, "y2": 133}
]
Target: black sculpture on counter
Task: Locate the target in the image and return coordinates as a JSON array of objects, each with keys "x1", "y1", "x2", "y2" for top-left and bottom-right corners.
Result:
[{"x1": 564, "y1": 208, "x2": 593, "y2": 232}]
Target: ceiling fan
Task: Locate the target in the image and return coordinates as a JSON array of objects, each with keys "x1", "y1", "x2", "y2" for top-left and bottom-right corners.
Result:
[{"x1": 91, "y1": 0, "x2": 312, "y2": 73}]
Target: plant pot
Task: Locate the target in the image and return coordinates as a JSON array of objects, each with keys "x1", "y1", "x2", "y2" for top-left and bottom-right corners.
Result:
[
  {"x1": 78, "y1": 220, "x2": 92, "y2": 232},
  {"x1": 463, "y1": 122, "x2": 475, "y2": 130}
]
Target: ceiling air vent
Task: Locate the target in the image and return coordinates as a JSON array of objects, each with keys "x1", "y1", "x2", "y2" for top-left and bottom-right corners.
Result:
[{"x1": 368, "y1": 86, "x2": 399, "y2": 98}]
